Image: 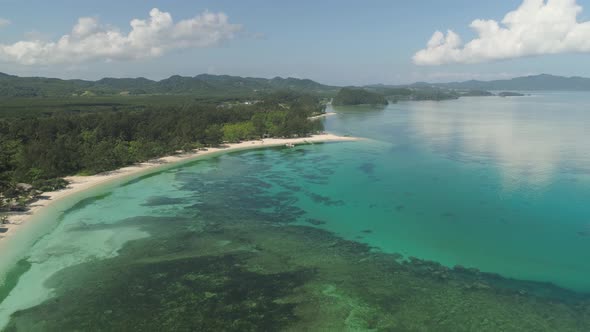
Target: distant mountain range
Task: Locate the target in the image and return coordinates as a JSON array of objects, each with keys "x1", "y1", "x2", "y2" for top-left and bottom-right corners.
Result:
[
  {"x1": 0, "y1": 72, "x2": 339, "y2": 98},
  {"x1": 0, "y1": 72, "x2": 588, "y2": 98},
  {"x1": 407, "y1": 74, "x2": 590, "y2": 91}
]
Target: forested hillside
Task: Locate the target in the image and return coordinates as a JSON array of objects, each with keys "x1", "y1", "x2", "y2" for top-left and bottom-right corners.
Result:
[
  {"x1": 332, "y1": 88, "x2": 388, "y2": 106},
  {"x1": 0, "y1": 72, "x2": 339, "y2": 97}
]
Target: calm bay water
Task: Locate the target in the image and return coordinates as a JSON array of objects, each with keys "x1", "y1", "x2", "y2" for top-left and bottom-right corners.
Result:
[
  {"x1": 2, "y1": 92, "x2": 590, "y2": 330},
  {"x1": 323, "y1": 93, "x2": 590, "y2": 292}
]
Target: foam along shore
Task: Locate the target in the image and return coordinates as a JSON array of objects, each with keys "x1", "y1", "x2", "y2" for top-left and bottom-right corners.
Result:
[
  {"x1": 308, "y1": 112, "x2": 337, "y2": 120},
  {"x1": 0, "y1": 134, "x2": 359, "y2": 276}
]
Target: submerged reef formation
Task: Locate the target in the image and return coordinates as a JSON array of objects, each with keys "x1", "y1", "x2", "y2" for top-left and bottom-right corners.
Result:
[
  {"x1": 4, "y1": 148, "x2": 590, "y2": 331},
  {"x1": 5, "y1": 213, "x2": 590, "y2": 331}
]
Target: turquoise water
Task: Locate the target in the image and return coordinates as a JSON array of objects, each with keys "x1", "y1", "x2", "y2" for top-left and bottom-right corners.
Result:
[
  {"x1": 2, "y1": 92, "x2": 590, "y2": 329},
  {"x1": 322, "y1": 93, "x2": 590, "y2": 292}
]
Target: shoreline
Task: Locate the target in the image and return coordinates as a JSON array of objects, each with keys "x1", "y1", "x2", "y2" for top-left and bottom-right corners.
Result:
[
  {"x1": 308, "y1": 112, "x2": 336, "y2": 120},
  {"x1": 0, "y1": 134, "x2": 358, "y2": 248}
]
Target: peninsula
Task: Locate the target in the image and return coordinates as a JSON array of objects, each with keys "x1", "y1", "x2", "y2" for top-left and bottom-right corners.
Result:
[{"x1": 332, "y1": 87, "x2": 388, "y2": 106}]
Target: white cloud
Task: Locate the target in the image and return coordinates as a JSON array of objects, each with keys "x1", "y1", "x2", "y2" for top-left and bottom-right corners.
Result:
[
  {"x1": 414, "y1": 0, "x2": 590, "y2": 65},
  {"x1": 0, "y1": 8, "x2": 241, "y2": 65},
  {"x1": 0, "y1": 18, "x2": 10, "y2": 28}
]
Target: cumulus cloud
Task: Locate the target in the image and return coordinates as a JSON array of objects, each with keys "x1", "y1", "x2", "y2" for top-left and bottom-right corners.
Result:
[
  {"x1": 414, "y1": 0, "x2": 590, "y2": 65},
  {"x1": 0, "y1": 18, "x2": 10, "y2": 28},
  {"x1": 0, "y1": 8, "x2": 241, "y2": 65}
]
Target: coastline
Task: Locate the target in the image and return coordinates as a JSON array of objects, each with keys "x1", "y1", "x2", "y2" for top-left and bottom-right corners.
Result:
[
  {"x1": 308, "y1": 112, "x2": 336, "y2": 120},
  {"x1": 0, "y1": 133, "x2": 358, "y2": 248}
]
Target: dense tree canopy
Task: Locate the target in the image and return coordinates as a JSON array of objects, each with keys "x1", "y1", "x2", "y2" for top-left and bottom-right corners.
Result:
[{"x1": 332, "y1": 88, "x2": 388, "y2": 106}]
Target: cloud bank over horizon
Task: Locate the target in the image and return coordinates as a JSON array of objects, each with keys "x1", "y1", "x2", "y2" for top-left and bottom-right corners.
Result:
[
  {"x1": 414, "y1": 0, "x2": 590, "y2": 65},
  {"x1": 0, "y1": 8, "x2": 241, "y2": 65}
]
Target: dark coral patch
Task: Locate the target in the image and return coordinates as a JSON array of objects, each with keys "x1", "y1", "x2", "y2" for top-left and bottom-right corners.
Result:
[
  {"x1": 8, "y1": 254, "x2": 312, "y2": 332},
  {"x1": 141, "y1": 196, "x2": 187, "y2": 207},
  {"x1": 305, "y1": 218, "x2": 327, "y2": 226},
  {"x1": 358, "y1": 162, "x2": 376, "y2": 175}
]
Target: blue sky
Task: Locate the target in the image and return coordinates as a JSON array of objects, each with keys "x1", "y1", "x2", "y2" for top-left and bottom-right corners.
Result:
[{"x1": 0, "y1": 0, "x2": 589, "y2": 85}]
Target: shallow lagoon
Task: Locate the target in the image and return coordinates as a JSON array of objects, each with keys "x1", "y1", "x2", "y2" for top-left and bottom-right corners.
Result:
[{"x1": 2, "y1": 92, "x2": 590, "y2": 330}]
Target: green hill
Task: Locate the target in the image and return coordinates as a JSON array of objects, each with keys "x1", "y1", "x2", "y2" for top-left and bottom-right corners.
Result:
[
  {"x1": 332, "y1": 88, "x2": 388, "y2": 106},
  {"x1": 0, "y1": 72, "x2": 339, "y2": 98}
]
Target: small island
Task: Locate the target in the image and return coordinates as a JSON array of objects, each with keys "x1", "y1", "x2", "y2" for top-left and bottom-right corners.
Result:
[
  {"x1": 332, "y1": 87, "x2": 388, "y2": 106},
  {"x1": 460, "y1": 90, "x2": 494, "y2": 97},
  {"x1": 498, "y1": 91, "x2": 525, "y2": 97}
]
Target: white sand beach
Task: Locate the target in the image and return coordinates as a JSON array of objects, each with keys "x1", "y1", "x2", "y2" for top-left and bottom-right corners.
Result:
[
  {"x1": 308, "y1": 112, "x2": 337, "y2": 120},
  {"x1": 0, "y1": 134, "x2": 358, "y2": 247}
]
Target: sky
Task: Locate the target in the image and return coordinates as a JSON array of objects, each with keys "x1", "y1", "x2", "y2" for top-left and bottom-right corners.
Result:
[{"x1": 0, "y1": 0, "x2": 589, "y2": 85}]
